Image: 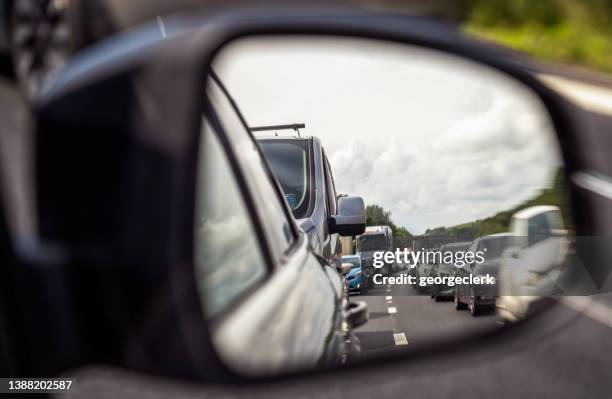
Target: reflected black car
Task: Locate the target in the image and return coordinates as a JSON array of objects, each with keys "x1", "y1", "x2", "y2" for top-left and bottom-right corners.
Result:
[
  {"x1": 455, "y1": 233, "x2": 512, "y2": 316},
  {"x1": 429, "y1": 241, "x2": 471, "y2": 301}
]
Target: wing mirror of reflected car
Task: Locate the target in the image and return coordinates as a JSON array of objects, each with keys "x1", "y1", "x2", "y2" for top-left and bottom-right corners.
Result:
[
  {"x1": 346, "y1": 301, "x2": 369, "y2": 329},
  {"x1": 329, "y1": 196, "x2": 366, "y2": 236},
  {"x1": 339, "y1": 262, "x2": 353, "y2": 274}
]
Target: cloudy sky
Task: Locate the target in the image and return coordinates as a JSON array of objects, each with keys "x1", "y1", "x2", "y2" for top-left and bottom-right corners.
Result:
[{"x1": 214, "y1": 37, "x2": 561, "y2": 234}]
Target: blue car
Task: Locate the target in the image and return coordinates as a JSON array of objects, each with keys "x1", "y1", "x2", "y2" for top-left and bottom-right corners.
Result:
[{"x1": 342, "y1": 255, "x2": 368, "y2": 295}]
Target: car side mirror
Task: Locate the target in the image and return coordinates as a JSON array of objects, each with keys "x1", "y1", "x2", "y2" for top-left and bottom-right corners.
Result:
[
  {"x1": 346, "y1": 300, "x2": 369, "y2": 329},
  {"x1": 339, "y1": 262, "x2": 353, "y2": 275},
  {"x1": 329, "y1": 196, "x2": 366, "y2": 236}
]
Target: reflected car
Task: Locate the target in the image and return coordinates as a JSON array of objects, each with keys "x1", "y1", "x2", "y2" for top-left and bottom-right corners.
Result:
[
  {"x1": 429, "y1": 241, "x2": 471, "y2": 301},
  {"x1": 342, "y1": 255, "x2": 367, "y2": 295},
  {"x1": 497, "y1": 206, "x2": 569, "y2": 321},
  {"x1": 454, "y1": 233, "x2": 512, "y2": 315},
  {"x1": 257, "y1": 135, "x2": 365, "y2": 268},
  {"x1": 356, "y1": 225, "x2": 394, "y2": 288},
  {"x1": 412, "y1": 246, "x2": 438, "y2": 294}
]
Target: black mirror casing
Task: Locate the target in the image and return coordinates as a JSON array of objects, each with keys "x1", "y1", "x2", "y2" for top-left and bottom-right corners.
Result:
[{"x1": 329, "y1": 196, "x2": 366, "y2": 236}]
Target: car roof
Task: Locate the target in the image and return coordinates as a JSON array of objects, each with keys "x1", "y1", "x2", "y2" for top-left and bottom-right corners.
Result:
[
  {"x1": 362, "y1": 226, "x2": 389, "y2": 234},
  {"x1": 512, "y1": 205, "x2": 560, "y2": 220},
  {"x1": 256, "y1": 135, "x2": 312, "y2": 142},
  {"x1": 440, "y1": 241, "x2": 471, "y2": 249}
]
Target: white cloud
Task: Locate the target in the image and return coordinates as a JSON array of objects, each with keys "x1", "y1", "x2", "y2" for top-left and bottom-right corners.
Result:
[{"x1": 214, "y1": 37, "x2": 561, "y2": 234}]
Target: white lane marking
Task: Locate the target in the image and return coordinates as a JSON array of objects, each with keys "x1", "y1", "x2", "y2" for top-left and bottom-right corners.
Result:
[
  {"x1": 538, "y1": 74, "x2": 612, "y2": 116},
  {"x1": 558, "y1": 296, "x2": 612, "y2": 330},
  {"x1": 393, "y1": 332, "x2": 409, "y2": 346},
  {"x1": 388, "y1": 307, "x2": 397, "y2": 314},
  {"x1": 156, "y1": 16, "x2": 167, "y2": 38},
  {"x1": 386, "y1": 295, "x2": 392, "y2": 302}
]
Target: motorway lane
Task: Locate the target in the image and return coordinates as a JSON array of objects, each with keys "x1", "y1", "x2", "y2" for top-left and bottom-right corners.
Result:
[{"x1": 354, "y1": 269, "x2": 501, "y2": 358}]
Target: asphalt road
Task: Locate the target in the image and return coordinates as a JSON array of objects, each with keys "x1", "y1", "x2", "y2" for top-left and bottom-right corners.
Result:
[{"x1": 354, "y1": 270, "x2": 500, "y2": 359}]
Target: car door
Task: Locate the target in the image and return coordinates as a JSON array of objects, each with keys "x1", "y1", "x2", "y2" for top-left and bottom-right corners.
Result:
[
  {"x1": 195, "y1": 76, "x2": 347, "y2": 375},
  {"x1": 322, "y1": 151, "x2": 342, "y2": 268}
]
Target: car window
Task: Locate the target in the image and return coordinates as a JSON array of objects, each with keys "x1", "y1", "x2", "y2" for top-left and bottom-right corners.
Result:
[
  {"x1": 468, "y1": 240, "x2": 479, "y2": 255},
  {"x1": 547, "y1": 210, "x2": 564, "y2": 230},
  {"x1": 194, "y1": 123, "x2": 267, "y2": 319},
  {"x1": 480, "y1": 236, "x2": 511, "y2": 259},
  {"x1": 358, "y1": 235, "x2": 387, "y2": 251},
  {"x1": 207, "y1": 77, "x2": 294, "y2": 261},
  {"x1": 258, "y1": 140, "x2": 311, "y2": 219},
  {"x1": 322, "y1": 152, "x2": 337, "y2": 216},
  {"x1": 528, "y1": 213, "x2": 551, "y2": 246}
]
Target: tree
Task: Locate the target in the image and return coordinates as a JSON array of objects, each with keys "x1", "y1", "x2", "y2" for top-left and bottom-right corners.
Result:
[
  {"x1": 365, "y1": 204, "x2": 413, "y2": 249},
  {"x1": 365, "y1": 204, "x2": 391, "y2": 226}
]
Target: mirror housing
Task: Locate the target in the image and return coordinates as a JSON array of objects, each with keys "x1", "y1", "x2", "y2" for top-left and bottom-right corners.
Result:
[{"x1": 329, "y1": 196, "x2": 366, "y2": 236}]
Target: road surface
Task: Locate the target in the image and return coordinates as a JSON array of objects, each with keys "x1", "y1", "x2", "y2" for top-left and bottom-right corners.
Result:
[{"x1": 354, "y1": 270, "x2": 500, "y2": 359}]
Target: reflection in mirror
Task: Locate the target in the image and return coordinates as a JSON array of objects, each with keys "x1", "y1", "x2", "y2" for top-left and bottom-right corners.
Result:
[{"x1": 195, "y1": 36, "x2": 572, "y2": 376}]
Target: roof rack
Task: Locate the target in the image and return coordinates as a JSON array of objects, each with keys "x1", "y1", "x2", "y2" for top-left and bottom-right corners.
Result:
[{"x1": 250, "y1": 123, "x2": 305, "y2": 137}]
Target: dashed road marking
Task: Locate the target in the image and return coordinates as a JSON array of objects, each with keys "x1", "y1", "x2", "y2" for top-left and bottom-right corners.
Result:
[
  {"x1": 393, "y1": 332, "x2": 408, "y2": 346},
  {"x1": 388, "y1": 307, "x2": 397, "y2": 314},
  {"x1": 386, "y1": 296, "x2": 392, "y2": 302}
]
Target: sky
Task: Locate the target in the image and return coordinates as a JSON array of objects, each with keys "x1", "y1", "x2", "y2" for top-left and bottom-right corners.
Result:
[{"x1": 214, "y1": 37, "x2": 561, "y2": 234}]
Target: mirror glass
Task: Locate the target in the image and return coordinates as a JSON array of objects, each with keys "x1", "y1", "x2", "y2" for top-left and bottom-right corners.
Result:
[{"x1": 195, "y1": 36, "x2": 573, "y2": 376}]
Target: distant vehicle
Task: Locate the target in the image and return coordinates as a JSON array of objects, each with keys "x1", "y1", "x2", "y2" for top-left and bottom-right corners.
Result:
[
  {"x1": 342, "y1": 255, "x2": 367, "y2": 295},
  {"x1": 412, "y1": 245, "x2": 438, "y2": 294},
  {"x1": 357, "y1": 225, "x2": 394, "y2": 286},
  {"x1": 257, "y1": 130, "x2": 365, "y2": 269},
  {"x1": 497, "y1": 206, "x2": 569, "y2": 322},
  {"x1": 429, "y1": 241, "x2": 471, "y2": 302},
  {"x1": 454, "y1": 233, "x2": 512, "y2": 315}
]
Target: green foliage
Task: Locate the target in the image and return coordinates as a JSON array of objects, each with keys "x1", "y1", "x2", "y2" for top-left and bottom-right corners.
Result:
[
  {"x1": 367, "y1": 168, "x2": 572, "y2": 245},
  {"x1": 365, "y1": 204, "x2": 413, "y2": 248},
  {"x1": 423, "y1": 167, "x2": 572, "y2": 239},
  {"x1": 365, "y1": 204, "x2": 391, "y2": 226},
  {"x1": 464, "y1": 0, "x2": 612, "y2": 73}
]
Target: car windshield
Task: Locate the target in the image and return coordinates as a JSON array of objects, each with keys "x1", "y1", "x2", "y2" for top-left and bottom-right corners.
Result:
[
  {"x1": 358, "y1": 235, "x2": 387, "y2": 251},
  {"x1": 343, "y1": 257, "x2": 361, "y2": 268},
  {"x1": 481, "y1": 236, "x2": 511, "y2": 259},
  {"x1": 259, "y1": 140, "x2": 310, "y2": 219}
]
